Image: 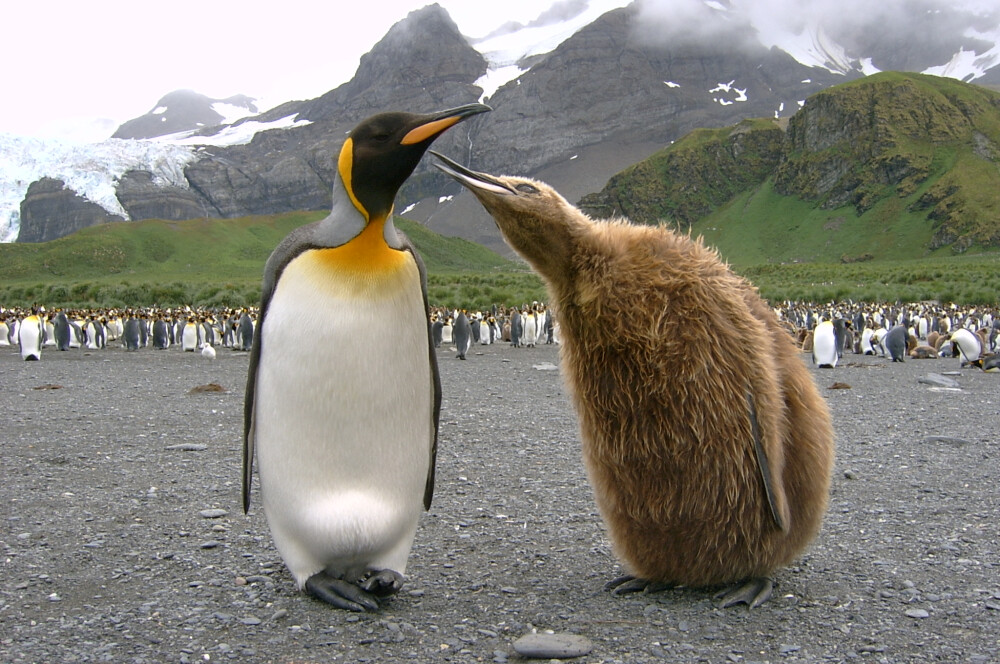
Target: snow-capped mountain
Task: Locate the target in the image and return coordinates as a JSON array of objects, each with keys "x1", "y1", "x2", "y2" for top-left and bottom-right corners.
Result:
[{"x1": 3, "y1": 0, "x2": 999, "y2": 245}]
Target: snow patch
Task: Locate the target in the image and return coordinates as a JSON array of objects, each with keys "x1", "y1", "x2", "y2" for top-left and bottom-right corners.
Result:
[
  {"x1": 709, "y1": 80, "x2": 749, "y2": 105},
  {"x1": 400, "y1": 202, "x2": 417, "y2": 216},
  {"x1": 156, "y1": 114, "x2": 311, "y2": 147},
  {"x1": 859, "y1": 58, "x2": 881, "y2": 76},
  {"x1": 470, "y1": 0, "x2": 631, "y2": 95},
  {"x1": 475, "y1": 65, "x2": 526, "y2": 102},
  {"x1": 211, "y1": 101, "x2": 257, "y2": 125},
  {"x1": 152, "y1": 106, "x2": 167, "y2": 115},
  {"x1": 439, "y1": 195, "x2": 454, "y2": 204},
  {"x1": 664, "y1": 80, "x2": 681, "y2": 88}
]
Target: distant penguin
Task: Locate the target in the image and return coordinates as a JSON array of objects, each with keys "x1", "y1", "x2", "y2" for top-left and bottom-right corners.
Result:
[
  {"x1": 238, "y1": 312, "x2": 254, "y2": 351},
  {"x1": 182, "y1": 319, "x2": 199, "y2": 352},
  {"x1": 454, "y1": 312, "x2": 472, "y2": 360},
  {"x1": 441, "y1": 318, "x2": 453, "y2": 344},
  {"x1": 85, "y1": 319, "x2": 106, "y2": 349},
  {"x1": 122, "y1": 318, "x2": 141, "y2": 351},
  {"x1": 832, "y1": 318, "x2": 848, "y2": 358},
  {"x1": 884, "y1": 325, "x2": 907, "y2": 362},
  {"x1": 981, "y1": 353, "x2": 1000, "y2": 372},
  {"x1": 43, "y1": 317, "x2": 56, "y2": 347},
  {"x1": 243, "y1": 104, "x2": 487, "y2": 612},
  {"x1": 523, "y1": 311, "x2": 537, "y2": 347},
  {"x1": 53, "y1": 312, "x2": 72, "y2": 351},
  {"x1": 434, "y1": 153, "x2": 834, "y2": 608},
  {"x1": 431, "y1": 317, "x2": 444, "y2": 348},
  {"x1": 478, "y1": 318, "x2": 491, "y2": 345},
  {"x1": 510, "y1": 310, "x2": 523, "y2": 348},
  {"x1": 18, "y1": 314, "x2": 43, "y2": 361},
  {"x1": 949, "y1": 328, "x2": 983, "y2": 366},
  {"x1": 0, "y1": 319, "x2": 9, "y2": 346},
  {"x1": 871, "y1": 328, "x2": 887, "y2": 357},
  {"x1": 152, "y1": 318, "x2": 170, "y2": 349},
  {"x1": 812, "y1": 320, "x2": 838, "y2": 368}
]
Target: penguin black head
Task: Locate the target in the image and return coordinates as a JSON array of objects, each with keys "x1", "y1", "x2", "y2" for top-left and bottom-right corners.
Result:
[{"x1": 340, "y1": 104, "x2": 491, "y2": 222}]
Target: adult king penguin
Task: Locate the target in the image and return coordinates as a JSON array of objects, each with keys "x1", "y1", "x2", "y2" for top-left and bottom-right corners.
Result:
[
  {"x1": 243, "y1": 103, "x2": 490, "y2": 612},
  {"x1": 433, "y1": 153, "x2": 834, "y2": 608}
]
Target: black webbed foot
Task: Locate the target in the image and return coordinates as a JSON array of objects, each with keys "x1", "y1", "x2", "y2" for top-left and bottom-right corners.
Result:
[
  {"x1": 604, "y1": 574, "x2": 675, "y2": 596},
  {"x1": 714, "y1": 577, "x2": 774, "y2": 609},
  {"x1": 359, "y1": 568, "x2": 405, "y2": 599},
  {"x1": 305, "y1": 571, "x2": 379, "y2": 611},
  {"x1": 304, "y1": 568, "x2": 405, "y2": 611}
]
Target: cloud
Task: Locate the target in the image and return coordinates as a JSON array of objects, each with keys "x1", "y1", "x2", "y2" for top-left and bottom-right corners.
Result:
[{"x1": 631, "y1": 0, "x2": 999, "y2": 70}]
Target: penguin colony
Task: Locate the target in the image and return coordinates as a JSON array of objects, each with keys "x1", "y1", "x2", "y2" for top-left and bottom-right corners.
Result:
[
  {"x1": 0, "y1": 305, "x2": 258, "y2": 358},
  {"x1": 433, "y1": 152, "x2": 837, "y2": 607}
]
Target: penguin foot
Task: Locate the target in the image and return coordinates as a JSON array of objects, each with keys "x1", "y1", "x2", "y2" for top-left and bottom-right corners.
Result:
[
  {"x1": 714, "y1": 577, "x2": 773, "y2": 609},
  {"x1": 359, "y1": 568, "x2": 405, "y2": 598},
  {"x1": 304, "y1": 571, "x2": 381, "y2": 612},
  {"x1": 604, "y1": 575, "x2": 675, "y2": 596}
]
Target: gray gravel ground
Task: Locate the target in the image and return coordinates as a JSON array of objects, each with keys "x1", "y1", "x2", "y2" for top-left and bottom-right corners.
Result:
[{"x1": 2, "y1": 338, "x2": 999, "y2": 663}]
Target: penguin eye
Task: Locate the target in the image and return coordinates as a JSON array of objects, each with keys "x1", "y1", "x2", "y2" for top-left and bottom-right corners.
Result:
[{"x1": 516, "y1": 183, "x2": 539, "y2": 194}]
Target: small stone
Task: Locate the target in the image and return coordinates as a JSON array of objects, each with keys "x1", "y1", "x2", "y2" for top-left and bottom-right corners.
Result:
[
  {"x1": 48, "y1": 593, "x2": 61, "y2": 602},
  {"x1": 918, "y1": 374, "x2": 959, "y2": 389},
  {"x1": 240, "y1": 616, "x2": 262, "y2": 625},
  {"x1": 512, "y1": 633, "x2": 594, "y2": 659},
  {"x1": 165, "y1": 443, "x2": 208, "y2": 451},
  {"x1": 199, "y1": 509, "x2": 228, "y2": 519},
  {"x1": 200, "y1": 540, "x2": 221, "y2": 549},
  {"x1": 923, "y1": 436, "x2": 970, "y2": 447},
  {"x1": 234, "y1": 577, "x2": 247, "y2": 586},
  {"x1": 844, "y1": 470, "x2": 857, "y2": 479},
  {"x1": 780, "y1": 644, "x2": 801, "y2": 654},
  {"x1": 905, "y1": 608, "x2": 929, "y2": 619}
]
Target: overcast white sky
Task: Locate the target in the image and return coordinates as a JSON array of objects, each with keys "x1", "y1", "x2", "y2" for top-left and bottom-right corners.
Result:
[
  {"x1": 3, "y1": 0, "x2": 997, "y2": 142},
  {"x1": 0, "y1": 0, "x2": 571, "y2": 141}
]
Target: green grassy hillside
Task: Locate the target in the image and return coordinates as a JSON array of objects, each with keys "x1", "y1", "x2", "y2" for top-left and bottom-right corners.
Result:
[
  {"x1": 0, "y1": 212, "x2": 548, "y2": 310},
  {"x1": 581, "y1": 73, "x2": 1000, "y2": 264}
]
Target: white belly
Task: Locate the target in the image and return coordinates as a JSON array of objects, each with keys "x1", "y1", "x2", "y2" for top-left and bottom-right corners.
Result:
[{"x1": 254, "y1": 252, "x2": 433, "y2": 585}]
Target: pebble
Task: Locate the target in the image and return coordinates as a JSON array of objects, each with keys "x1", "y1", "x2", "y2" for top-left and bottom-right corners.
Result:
[
  {"x1": 905, "y1": 609, "x2": 929, "y2": 619},
  {"x1": 200, "y1": 540, "x2": 221, "y2": 549},
  {"x1": 512, "y1": 633, "x2": 594, "y2": 659},
  {"x1": 199, "y1": 509, "x2": 228, "y2": 519},
  {"x1": 917, "y1": 373, "x2": 960, "y2": 389},
  {"x1": 165, "y1": 443, "x2": 208, "y2": 451},
  {"x1": 923, "y1": 436, "x2": 970, "y2": 447}
]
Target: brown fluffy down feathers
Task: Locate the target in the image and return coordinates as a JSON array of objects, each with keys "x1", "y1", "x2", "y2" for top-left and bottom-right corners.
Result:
[{"x1": 471, "y1": 177, "x2": 835, "y2": 588}]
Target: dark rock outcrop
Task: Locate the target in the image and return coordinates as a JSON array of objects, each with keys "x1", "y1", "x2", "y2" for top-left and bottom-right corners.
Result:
[{"x1": 17, "y1": 178, "x2": 124, "y2": 243}]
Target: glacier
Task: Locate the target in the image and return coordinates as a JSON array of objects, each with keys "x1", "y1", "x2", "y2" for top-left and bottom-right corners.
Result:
[{"x1": 0, "y1": 113, "x2": 310, "y2": 242}]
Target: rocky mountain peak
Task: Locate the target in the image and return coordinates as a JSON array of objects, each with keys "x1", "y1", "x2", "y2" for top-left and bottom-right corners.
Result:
[
  {"x1": 111, "y1": 90, "x2": 258, "y2": 140},
  {"x1": 298, "y1": 4, "x2": 487, "y2": 122}
]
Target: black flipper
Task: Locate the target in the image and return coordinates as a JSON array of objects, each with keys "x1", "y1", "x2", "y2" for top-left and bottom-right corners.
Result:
[{"x1": 747, "y1": 389, "x2": 787, "y2": 532}]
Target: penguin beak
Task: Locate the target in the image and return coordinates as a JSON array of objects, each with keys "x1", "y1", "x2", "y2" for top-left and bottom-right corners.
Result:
[
  {"x1": 401, "y1": 103, "x2": 492, "y2": 146},
  {"x1": 430, "y1": 150, "x2": 514, "y2": 196}
]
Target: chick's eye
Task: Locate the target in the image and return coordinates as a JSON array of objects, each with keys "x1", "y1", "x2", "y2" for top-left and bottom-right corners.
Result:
[{"x1": 516, "y1": 183, "x2": 539, "y2": 194}]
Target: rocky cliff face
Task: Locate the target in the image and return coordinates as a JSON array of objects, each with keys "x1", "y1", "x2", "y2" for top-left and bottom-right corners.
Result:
[
  {"x1": 579, "y1": 72, "x2": 1000, "y2": 253},
  {"x1": 18, "y1": 178, "x2": 124, "y2": 243}
]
